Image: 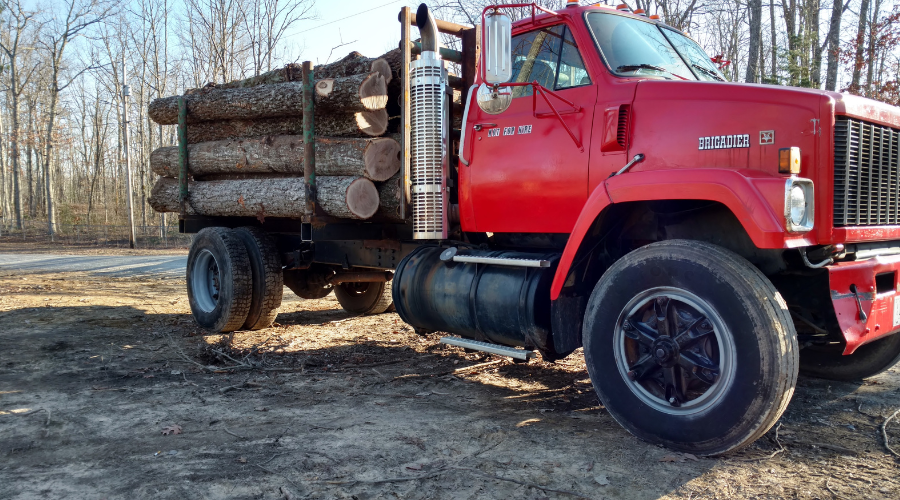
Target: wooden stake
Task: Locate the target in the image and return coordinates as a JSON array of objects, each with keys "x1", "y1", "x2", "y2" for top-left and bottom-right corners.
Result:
[{"x1": 302, "y1": 61, "x2": 316, "y2": 215}]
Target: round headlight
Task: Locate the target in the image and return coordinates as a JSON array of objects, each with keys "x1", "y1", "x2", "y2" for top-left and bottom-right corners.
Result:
[{"x1": 789, "y1": 185, "x2": 806, "y2": 225}]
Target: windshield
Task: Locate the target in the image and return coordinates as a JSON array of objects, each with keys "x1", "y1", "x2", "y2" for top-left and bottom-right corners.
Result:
[
  {"x1": 586, "y1": 12, "x2": 719, "y2": 82},
  {"x1": 662, "y1": 28, "x2": 727, "y2": 82}
]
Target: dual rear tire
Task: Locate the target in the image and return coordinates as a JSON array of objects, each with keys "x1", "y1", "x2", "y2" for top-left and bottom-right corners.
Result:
[{"x1": 187, "y1": 227, "x2": 282, "y2": 332}]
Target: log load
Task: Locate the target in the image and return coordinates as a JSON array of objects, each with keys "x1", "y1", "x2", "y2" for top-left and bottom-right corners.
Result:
[
  {"x1": 149, "y1": 75, "x2": 387, "y2": 125},
  {"x1": 150, "y1": 136, "x2": 400, "y2": 182},
  {"x1": 148, "y1": 177, "x2": 309, "y2": 218},
  {"x1": 183, "y1": 109, "x2": 388, "y2": 143},
  {"x1": 317, "y1": 176, "x2": 379, "y2": 220}
]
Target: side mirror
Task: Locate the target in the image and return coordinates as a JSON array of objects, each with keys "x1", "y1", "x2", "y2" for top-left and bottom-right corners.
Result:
[{"x1": 483, "y1": 10, "x2": 512, "y2": 84}]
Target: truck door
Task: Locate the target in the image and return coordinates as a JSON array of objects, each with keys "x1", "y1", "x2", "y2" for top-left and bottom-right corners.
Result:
[{"x1": 460, "y1": 23, "x2": 596, "y2": 234}]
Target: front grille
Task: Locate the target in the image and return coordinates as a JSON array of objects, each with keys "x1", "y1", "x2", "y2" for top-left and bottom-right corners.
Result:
[{"x1": 833, "y1": 117, "x2": 900, "y2": 226}]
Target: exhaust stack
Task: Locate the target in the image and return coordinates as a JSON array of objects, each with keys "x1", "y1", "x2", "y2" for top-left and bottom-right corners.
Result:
[{"x1": 410, "y1": 3, "x2": 449, "y2": 240}]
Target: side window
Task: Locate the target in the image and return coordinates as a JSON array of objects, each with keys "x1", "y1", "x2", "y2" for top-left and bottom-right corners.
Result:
[
  {"x1": 555, "y1": 27, "x2": 590, "y2": 89},
  {"x1": 509, "y1": 25, "x2": 591, "y2": 98}
]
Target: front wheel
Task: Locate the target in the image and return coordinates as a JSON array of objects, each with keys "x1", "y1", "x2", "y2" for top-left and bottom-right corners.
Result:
[{"x1": 583, "y1": 240, "x2": 798, "y2": 455}]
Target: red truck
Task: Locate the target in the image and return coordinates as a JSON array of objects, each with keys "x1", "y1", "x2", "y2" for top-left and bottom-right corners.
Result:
[{"x1": 178, "y1": 2, "x2": 900, "y2": 455}]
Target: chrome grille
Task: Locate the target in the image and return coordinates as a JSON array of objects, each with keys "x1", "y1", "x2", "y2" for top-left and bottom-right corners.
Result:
[
  {"x1": 410, "y1": 51, "x2": 448, "y2": 239},
  {"x1": 833, "y1": 117, "x2": 900, "y2": 226}
]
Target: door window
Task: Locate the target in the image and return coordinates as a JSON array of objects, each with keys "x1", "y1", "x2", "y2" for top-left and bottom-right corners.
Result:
[{"x1": 509, "y1": 25, "x2": 591, "y2": 98}]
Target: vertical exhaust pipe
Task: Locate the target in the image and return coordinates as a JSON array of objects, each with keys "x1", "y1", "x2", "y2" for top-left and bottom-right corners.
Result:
[{"x1": 410, "y1": 3, "x2": 448, "y2": 240}]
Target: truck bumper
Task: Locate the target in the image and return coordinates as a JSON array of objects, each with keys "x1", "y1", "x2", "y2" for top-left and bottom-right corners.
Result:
[{"x1": 828, "y1": 254, "x2": 900, "y2": 354}]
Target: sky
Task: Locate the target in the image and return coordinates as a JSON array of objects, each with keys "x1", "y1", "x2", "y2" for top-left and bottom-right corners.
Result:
[{"x1": 290, "y1": 0, "x2": 425, "y2": 66}]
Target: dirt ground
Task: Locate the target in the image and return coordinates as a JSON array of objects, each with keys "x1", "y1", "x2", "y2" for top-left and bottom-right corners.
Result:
[{"x1": 1, "y1": 252, "x2": 899, "y2": 499}]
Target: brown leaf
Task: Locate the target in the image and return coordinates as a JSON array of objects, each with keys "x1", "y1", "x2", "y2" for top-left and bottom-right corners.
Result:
[
  {"x1": 161, "y1": 424, "x2": 182, "y2": 436},
  {"x1": 237, "y1": 195, "x2": 245, "y2": 208}
]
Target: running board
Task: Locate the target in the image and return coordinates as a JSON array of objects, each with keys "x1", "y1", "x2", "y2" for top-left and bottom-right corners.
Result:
[{"x1": 440, "y1": 337, "x2": 537, "y2": 361}]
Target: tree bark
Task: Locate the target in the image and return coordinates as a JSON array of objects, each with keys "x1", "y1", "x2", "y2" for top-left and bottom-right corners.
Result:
[
  {"x1": 317, "y1": 176, "x2": 379, "y2": 220},
  {"x1": 824, "y1": 0, "x2": 846, "y2": 90},
  {"x1": 149, "y1": 176, "x2": 309, "y2": 218},
  {"x1": 189, "y1": 63, "x2": 304, "y2": 92},
  {"x1": 376, "y1": 172, "x2": 404, "y2": 221},
  {"x1": 316, "y1": 51, "x2": 396, "y2": 84},
  {"x1": 150, "y1": 135, "x2": 400, "y2": 181},
  {"x1": 182, "y1": 108, "x2": 388, "y2": 143},
  {"x1": 745, "y1": 0, "x2": 762, "y2": 83}
]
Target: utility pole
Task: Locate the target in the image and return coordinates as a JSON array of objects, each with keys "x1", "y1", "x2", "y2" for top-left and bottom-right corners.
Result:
[{"x1": 122, "y1": 54, "x2": 136, "y2": 248}]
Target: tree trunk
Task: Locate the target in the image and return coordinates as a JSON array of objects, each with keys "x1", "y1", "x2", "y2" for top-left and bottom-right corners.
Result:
[
  {"x1": 316, "y1": 176, "x2": 379, "y2": 220},
  {"x1": 149, "y1": 176, "x2": 309, "y2": 218},
  {"x1": 150, "y1": 136, "x2": 400, "y2": 181},
  {"x1": 770, "y1": 0, "x2": 778, "y2": 82},
  {"x1": 150, "y1": 74, "x2": 386, "y2": 125},
  {"x1": 183, "y1": 109, "x2": 388, "y2": 143},
  {"x1": 376, "y1": 172, "x2": 404, "y2": 221},
  {"x1": 825, "y1": 0, "x2": 845, "y2": 90},
  {"x1": 864, "y1": 0, "x2": 882, "y2": 95},
  {"x1": 745, "y1": 0, "x2": 762, "y2": 83},
  {"x1": 810, "y1": 0, "x2": 822, "y2": 88},
  {"x1": 851, "y1": 0, "x2": 871, "y2": 90}
]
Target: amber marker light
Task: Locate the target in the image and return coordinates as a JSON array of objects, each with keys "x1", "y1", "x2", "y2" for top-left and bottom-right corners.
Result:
[
  {"x1": 566, "y1": 0, "x2": 579, "y2": 7},
  {"x1": 649, "y1": 14, "x2": 660, "y2": 19},
  {"x1": 779, "y1": 147, "x2": 801, "y2": 174}
]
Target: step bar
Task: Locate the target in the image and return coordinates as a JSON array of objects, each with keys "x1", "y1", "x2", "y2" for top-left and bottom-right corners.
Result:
[
  {"x1": 439, "y1": 247, "x2": 551, "y2": 268},
  {"x1": 440, "y1": 337, "x2": 537, "y2": 361}
]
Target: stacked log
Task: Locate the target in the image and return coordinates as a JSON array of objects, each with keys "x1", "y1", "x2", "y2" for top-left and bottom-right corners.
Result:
[{"x1": 147, "y1": 50, "x2": 407, "y2": 222}]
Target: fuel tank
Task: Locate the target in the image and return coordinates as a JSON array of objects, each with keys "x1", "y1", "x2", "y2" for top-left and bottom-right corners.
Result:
[{"x1": 392, "y1": 246, "x2": 557, "y2": 354}]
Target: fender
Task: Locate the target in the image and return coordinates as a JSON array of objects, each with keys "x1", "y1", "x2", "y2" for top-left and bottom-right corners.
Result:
[{"x1": 550, "y1": 168, "x2": 816, "y2": 300}]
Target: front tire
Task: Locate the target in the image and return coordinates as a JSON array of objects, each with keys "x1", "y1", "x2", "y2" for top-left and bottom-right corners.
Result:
[
  {"x1": 800, "y1": 333, "x2": 900, "y2": 381},
  {"x1": 583, "y1": 240, "x2": 798, "y2": 455},
  {"x1": 186, "y1": 227, "x2": 253, "y2": 332},
  {"x1": 334, "y1": 281, "x2": 393, "y2": 315}
]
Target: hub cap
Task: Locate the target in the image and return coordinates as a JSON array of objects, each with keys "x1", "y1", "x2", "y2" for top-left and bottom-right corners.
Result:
[
  {"x1": 191, "y1": 249, "x2": 221, "y2": 313},
  {"x1": 614, "y1": 287, "x2": 736, "y2": 415}
]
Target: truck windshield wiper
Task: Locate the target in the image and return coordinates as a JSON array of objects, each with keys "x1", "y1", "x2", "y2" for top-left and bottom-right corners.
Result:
[
  {"x1": 691, "y1": 64, "x2": 725, "y2": 82},
  {"x1": 616, "y1": 64, "x2": 688, "y2": 81}
]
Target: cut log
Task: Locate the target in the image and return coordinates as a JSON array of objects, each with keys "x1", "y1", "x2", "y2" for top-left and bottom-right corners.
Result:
[
  {"x1": 148, "y1": 177, "x2": 309, "y2": 218},
  {"x1": 315, "y1": 72, "x2": 387, "y2": 112},
  {"x1": 183, "y1": 108, "x2": 388, "y2": 143},
  {"x1": 149, "y1": 82, "x2": 305, "y2": 125},
  {"x1": 316, "y1": 137, "x2": 399, "y2": 181},
  {"x1": 150, "y1": 78, "x2": 387, "y2": 125},
  {"x1": 317, "y1": 176, "x2": 379, "y2": 220},
  {"x1": 376, "y1": 172, "x2": 404, "y2": 221},
  {"x1": 150, "y1": 136, "x2": 400, "y2": 182},
  {"x1": 316, "y1": 52, "x2": 393, "y2": 84}
]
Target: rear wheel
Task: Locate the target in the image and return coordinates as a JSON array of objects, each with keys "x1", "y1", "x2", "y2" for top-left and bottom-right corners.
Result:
[
  {"x1": 233, "y1": 227, "x2": 283, "y2": 330},
  {"x1": 800, "y1": 333, "x2": 900, "y2": 381},
  {"x1": 186, "y1": 227, "x2": 252, "y2": 332},
  {"x1": 583, "y1": 240, "x2": 798, "y2": 455},
  {"x1": 334, "y1": 280, "x2": 393, "y2": 315}
]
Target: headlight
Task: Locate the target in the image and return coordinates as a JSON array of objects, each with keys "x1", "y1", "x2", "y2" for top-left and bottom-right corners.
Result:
[{"x1": 784, "y1": 177, "x2": 814, "y2": 233}]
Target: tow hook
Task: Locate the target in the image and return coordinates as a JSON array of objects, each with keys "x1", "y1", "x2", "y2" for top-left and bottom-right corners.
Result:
[{"x1": 849, "y1": 284, "x2": 868, "y2": 322}]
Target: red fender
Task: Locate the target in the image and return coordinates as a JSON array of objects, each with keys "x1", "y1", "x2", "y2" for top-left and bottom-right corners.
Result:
[{"x1": 550, "y1": 168, "x2": 816, "y2": 300}]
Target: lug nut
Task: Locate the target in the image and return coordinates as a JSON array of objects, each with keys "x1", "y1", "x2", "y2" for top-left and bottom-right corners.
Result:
[{"x1": 627, "y1": 370, "x2": 637, "y2": 380}]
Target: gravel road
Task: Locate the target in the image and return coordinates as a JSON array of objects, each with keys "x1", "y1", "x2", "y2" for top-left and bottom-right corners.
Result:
[{"x1": 0, "y1": 253, "x2": 186, "y2": 279}]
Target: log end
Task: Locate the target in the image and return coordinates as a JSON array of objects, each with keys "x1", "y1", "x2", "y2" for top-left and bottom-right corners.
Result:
[
  {"x1": 355, "y1": 108, "x2": 388, "y2": 137},
  {"x1": 347, "y1": 177, "x2": 380, "y2": 219},
  {"x1": 370, "y1": 58, "x2": 393, "y2": 85},
  {"x1": 364, "y1": 138, "x2": 401, "y2": 181}
]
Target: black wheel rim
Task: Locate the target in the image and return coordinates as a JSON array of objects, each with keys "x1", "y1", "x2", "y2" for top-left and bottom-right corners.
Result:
[{"x1": 613, "y1": 287, "x2": 736, "y2": 415}]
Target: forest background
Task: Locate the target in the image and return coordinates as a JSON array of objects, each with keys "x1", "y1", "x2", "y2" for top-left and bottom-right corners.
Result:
[{"x1": 0, "y1": 0, "x2": 897, "y2": 246}]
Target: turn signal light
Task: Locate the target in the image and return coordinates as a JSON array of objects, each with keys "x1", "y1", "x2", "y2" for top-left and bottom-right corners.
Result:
[{"x1": 779, "y1": 147, "x2": 801, "y2": 174}]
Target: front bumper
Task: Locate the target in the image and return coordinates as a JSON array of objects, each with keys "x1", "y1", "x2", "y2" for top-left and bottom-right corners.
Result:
[{"x1": 828, "y1": 254, "x2": 900, "y2": 354}]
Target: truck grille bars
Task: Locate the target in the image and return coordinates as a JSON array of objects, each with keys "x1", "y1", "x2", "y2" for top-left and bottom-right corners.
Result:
[
  {"x1": 410, "y1": 50, "x2": 449, "y2": 239},
  {"x1": 833, "y1": 117, "x2": 900, "y2": 227}
]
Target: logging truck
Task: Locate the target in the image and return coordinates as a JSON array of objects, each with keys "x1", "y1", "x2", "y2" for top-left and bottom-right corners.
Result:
[{"x1": 154, "y1": 2, "x2": 900, "y2": 455}]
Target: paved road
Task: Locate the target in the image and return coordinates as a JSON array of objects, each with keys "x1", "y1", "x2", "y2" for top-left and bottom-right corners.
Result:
[{"x1": 0, "y1": 253, "x2": 187, "y2": 279}]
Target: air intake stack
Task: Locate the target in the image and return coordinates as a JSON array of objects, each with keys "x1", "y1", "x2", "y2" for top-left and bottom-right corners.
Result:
[{"x1": 410, "y1": 3, "x2": 449, "y2": 239}]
